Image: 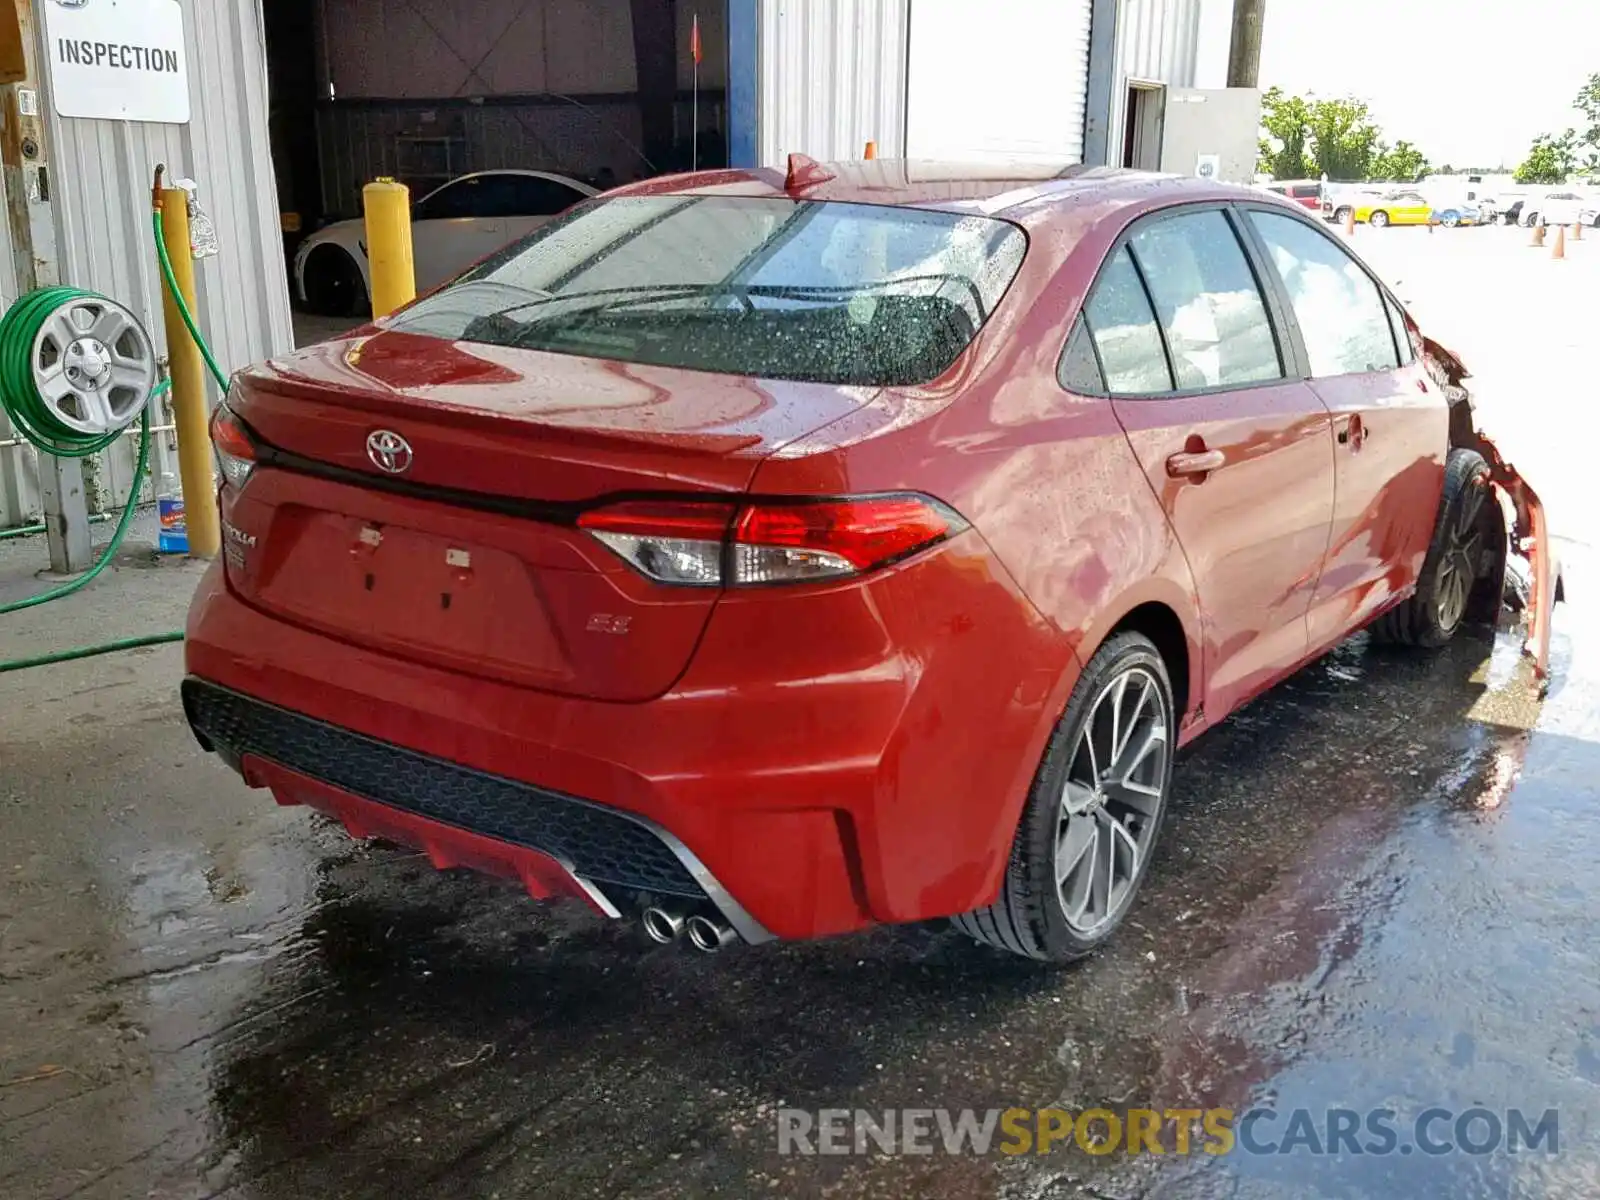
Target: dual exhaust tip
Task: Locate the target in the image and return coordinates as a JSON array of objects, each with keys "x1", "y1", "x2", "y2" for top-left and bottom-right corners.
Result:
[{"x1": 642, "y1": 905, "x2": 738, "y2": 953}]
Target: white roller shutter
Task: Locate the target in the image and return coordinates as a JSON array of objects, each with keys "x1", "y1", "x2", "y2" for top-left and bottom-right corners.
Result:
[{"x1": 905, "y1": 0, "x2": 1094, "y2": 165}]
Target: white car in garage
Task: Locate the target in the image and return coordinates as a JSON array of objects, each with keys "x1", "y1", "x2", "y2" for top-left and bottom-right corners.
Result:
[{"x1": 293, "y1": 169, "x2": 599, "y2": 316}]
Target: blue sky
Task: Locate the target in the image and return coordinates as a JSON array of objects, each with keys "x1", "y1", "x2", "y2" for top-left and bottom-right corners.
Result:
[{"x1": 1259, "y1": 0, "x2": 1595, "y2": 168}]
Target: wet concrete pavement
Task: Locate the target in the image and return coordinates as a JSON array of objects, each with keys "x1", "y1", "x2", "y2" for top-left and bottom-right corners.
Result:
[{"x1": 4, "y1": 230, "x2": 1599, "y2": 1199}]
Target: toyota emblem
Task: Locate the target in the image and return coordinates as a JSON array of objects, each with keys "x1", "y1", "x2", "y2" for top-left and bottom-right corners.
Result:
[{"x1": 366, "y1": 429, "x2": 413, "y2": 475}]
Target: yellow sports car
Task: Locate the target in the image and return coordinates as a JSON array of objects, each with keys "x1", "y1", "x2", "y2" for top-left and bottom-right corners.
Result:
[{"x1": 1328, "y1": 189, "x2": 1434, "y2": 227}]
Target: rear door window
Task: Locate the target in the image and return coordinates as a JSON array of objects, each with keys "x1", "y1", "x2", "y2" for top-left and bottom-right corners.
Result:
[
  {"x1": 1058, "y1": 318, "x2": 1106, "y2": 393},
  {"x1": 1126, "y1": 210, "x2": 1284, "y2": 390},
  {"x1": 1081, "y1": 248, "x2": 1173, "y2": 395},
  {"x1": 1247, "y1": 210, "x2": 1400, "y2": 376}
]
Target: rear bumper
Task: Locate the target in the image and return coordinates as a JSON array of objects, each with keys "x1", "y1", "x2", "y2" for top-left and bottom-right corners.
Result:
[
  {"x1": 184, "y1": 680, "x2": 775, "y2": 941},
  {"x1": 183, "y1": 538, "x2": 1074, "y2": 942}
]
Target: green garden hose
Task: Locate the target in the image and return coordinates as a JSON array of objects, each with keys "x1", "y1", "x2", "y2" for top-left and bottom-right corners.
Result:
[
  {"x1": 0, "y1": 208, "x2": 227, "y2": 671},
  {"x1": 0, "y1": 514, "x2": 109, "y2": 541}
]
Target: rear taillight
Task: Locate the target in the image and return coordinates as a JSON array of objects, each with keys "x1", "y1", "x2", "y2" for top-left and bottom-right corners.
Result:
[
  {"x1": 578, "y1": 494, "x2": 967, "y2": 587},
  {"x1": 210, "y1": 404, "x2": 257, "y2": 490}
]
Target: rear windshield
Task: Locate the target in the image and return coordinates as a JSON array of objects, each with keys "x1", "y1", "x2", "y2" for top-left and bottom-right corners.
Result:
[{"x1": 384, "y1": 195, "x2": 1027, "y2": 387}]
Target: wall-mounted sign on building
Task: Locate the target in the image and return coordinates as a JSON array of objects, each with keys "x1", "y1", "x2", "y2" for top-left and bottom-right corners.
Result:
[{"x1": 43, "y1": 0, "x2": 190, "y2": 124}]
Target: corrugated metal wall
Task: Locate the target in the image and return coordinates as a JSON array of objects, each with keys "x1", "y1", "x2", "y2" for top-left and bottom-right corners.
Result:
[
  {"x1": 1119, "y1": 0, "x2": 1203, "y2": 84},
  {"x1": 757, "y1": 0, "x2": 908, "y2": 166},
  {"x1": 1111, "y1": 0, "x2": 1204, "y2": 166},
  {"x1": 321, "y1": 0, "x2": 729, "y2": 98},
  {"x1": 314, "y1": 97, "x2": 726, "y2": 218},
  {"x1": 313, "y1": 0, "x2": 727, "y2": 216},
  {"x1": 3, "y1": 0, "x2": 293, "y2": 525}
]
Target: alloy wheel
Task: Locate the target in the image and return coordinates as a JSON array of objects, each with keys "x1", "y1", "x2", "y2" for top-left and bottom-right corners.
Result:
[
  {"x1": 1055, "y1": 666, "x2": 1170, "y2": 936},
  {"x1": 1436, "y1": 474, "x2": 1487, "y2": 632}
]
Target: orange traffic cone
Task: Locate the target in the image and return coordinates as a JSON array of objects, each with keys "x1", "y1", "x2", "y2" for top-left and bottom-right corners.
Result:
[
  {"x1": 1552, "y1": 225, "x2": 1566, "y2": 260},
  {"x1": 1343, "y1": 208, "x2": 1356, "y2": 236},
  {"x1": 1532, "y1": 223, "x2": 1547, "y2": 247},
  {"x1": 863, "y1": 140, "x2": 877, "y2": 160},
  {"x1": 1574, "y1": 222, "x2": 1584, "y2": 242}
]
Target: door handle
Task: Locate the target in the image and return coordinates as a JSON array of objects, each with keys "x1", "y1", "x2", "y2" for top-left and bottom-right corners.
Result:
[
  {"x1": 1166, "y1": 448, "x2": 1226, "y2": 478},
  {"x1": 1337, "y1": 414, "x2": 1369, "y2": 449}
]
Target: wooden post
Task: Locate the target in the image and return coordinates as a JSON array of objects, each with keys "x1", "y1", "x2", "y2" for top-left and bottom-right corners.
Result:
[{"x1": 1227, "y1": 0, "x2": 1267, "y2": 89}]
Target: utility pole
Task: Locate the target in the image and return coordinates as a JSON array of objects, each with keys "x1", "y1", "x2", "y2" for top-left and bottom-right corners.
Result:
[{"x1": 1227, "y1": 0, "x2": 1266, "y2": 89}]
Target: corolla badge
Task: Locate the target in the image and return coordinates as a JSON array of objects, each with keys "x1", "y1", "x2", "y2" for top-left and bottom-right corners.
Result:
[{"x1": 366, "y1": 429, "x2": 413, "y2": 475}]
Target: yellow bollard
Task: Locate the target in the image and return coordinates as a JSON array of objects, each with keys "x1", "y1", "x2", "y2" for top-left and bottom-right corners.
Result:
[
  {"x1": 158, "y1": 188, "x2": 221, "y2": 561},
  {"x1": 1552, "y1": 224, "x2": 1566, "y2": 260},
  {"x1": 363, "y1": 179, "x2": 416, "y2": 319},
  {"x1": 863, "y1": 140, "x2": 877, "y2": 160},
  {"x1": 1574, "y1": 222, "x2": 1584, "y2": 242}
]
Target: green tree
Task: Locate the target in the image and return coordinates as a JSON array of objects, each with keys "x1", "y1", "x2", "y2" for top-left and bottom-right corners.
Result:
[
  {"x1": 1514, "y1": 131, "x2": 1578, "y2": 184},
  {"x1": 1307, "y1": 96, "x2": 1382, "y2": 181},
  {"x1": 1257, "y1": 86, "x2": 1313, "y2": 179},
  {"x1": 1369, "y1": 140, "x2": 1429, "y2": 182},
  {"x1": 1575, "y1": 72, "x2": 1600, "y2": 151}
]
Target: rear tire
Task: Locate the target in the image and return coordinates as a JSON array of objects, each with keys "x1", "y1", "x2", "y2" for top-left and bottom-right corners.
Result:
[
  {"x1": 302, "y1": 246, "x2": 368, "y2": 318},
  {"x1": 954, "y1": 633, "x2": 1175, "y2": 963},
  {"x1": 1369, "y1": 209, "x2": 1390, "y2": 228},
  {"x1": 1370, "y1": 449, "x2": 1495, "y2": 649}
]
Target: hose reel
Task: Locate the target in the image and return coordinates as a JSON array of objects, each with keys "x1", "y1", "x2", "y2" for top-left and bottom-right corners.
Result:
[
  {"x1": 0, "y1": 287, "x2": 170, "y2": 621},
  {"x1": 0, "y1": 287, "x2": 162, "y2": 457}
]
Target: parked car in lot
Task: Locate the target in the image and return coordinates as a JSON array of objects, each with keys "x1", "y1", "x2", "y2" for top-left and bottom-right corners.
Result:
[
  {"x1": 1327, "y1": 188, "x2": 1434, "y2": 227},
  {"x1": 1431, "y1": 201, "x2": 1483, "y2": 227},
  {"x1": 1322, "y1": 186, "x2": 1384, "y2": 222},
  {"x1": 1261, "y1": 179, "x2": 1324, "y2": 211},
  {"x1": 186, "y1": 161, "x2": 1549, "y2": 963},
  {"x1": 294, "y1": 169, "x2": 599, "y2": 316},
  {"x1": 1530, "y1": 190, "x2": 1600, "y2": 228}
]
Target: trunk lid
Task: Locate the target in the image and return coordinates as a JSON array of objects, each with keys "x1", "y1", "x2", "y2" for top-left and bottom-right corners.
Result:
[{"x1": 223, "y1": 331, "x2": 874, "y2": 701}]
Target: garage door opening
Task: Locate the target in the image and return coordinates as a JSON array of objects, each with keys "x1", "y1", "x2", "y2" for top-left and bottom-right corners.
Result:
[{"x1": 265, "y1": 0, "x2": 728, "y2": 321}]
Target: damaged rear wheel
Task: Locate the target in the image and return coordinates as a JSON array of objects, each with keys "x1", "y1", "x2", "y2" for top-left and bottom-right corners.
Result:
[{"x1": 1371, "y1": 448, "x2": 1498, "y2": 649}]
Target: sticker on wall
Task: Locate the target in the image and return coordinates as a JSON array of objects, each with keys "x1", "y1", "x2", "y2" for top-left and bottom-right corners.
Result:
[
  {"x1": 43, "y1": 0, "x2": 191, "y2": 124},
  {"x1": 1195, "y1": 154, "x2": 1221, "y2": 180}
]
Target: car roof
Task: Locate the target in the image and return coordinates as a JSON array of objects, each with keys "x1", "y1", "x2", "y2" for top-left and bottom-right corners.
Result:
[
  {"x1": 606, "y1": 159, "x2": 1276, "y2": 228},
  {"x1": 419, "y1": 169, "x2": 599, "y2": 202}
]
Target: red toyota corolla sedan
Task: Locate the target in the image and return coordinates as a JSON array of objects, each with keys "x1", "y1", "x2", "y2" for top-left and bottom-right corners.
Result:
[{"x1": 184, "y1": 159, "x2": 1540, "y2": 963}]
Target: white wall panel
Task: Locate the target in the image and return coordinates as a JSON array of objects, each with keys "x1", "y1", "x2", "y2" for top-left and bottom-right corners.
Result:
[
  {"x1": 758, "y1": 0, "x2": 908, "y2": 166},
  {"x1": 906, "y1": 0, "x2": 1092, "y2": 165}
]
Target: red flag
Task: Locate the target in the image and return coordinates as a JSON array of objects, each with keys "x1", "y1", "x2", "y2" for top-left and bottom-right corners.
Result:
[{"x1": 691, "y1": 14, "x2": 702, "y2": 66}]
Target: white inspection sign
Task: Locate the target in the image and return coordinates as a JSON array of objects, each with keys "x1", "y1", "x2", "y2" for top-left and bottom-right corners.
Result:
[{"x1": 43, "y1": 0, "x2": 190, "y2": 124}]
